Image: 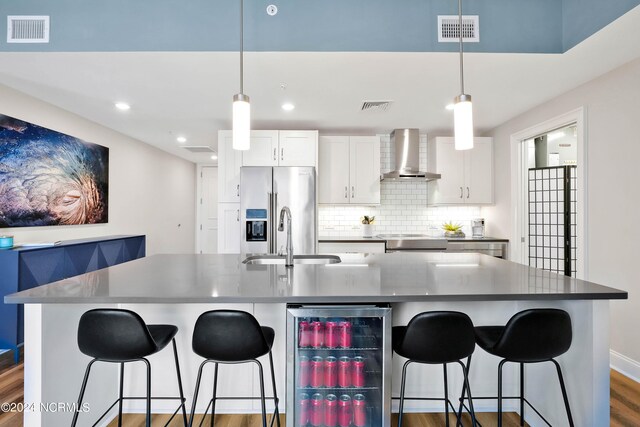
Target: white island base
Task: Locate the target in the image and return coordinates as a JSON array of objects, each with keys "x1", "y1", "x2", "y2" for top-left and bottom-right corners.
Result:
[{"x1": 24, "y1": 299, "x2": 609, "y2": 427}]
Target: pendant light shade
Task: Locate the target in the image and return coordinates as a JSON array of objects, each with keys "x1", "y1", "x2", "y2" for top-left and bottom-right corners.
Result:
[
  {"x1": 454, "y1": 94, "x2": 473, "y2": 150},
  {"x1": 232, "y1": 0, "x2": 250, "y2": 151},
  {"x1": 453, "y1": 0, "x2": 474, "y2": 151},
  {"x1": 233, "y1": 93, "x2": 250, "y2": 150}
]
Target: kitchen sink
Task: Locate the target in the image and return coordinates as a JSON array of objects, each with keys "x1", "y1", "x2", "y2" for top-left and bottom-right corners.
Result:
[{"x1": 243, "y1": 254, "x2": 342, "y2": 265}]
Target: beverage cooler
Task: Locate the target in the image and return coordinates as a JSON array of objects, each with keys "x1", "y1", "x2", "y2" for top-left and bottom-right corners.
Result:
[{"x1": 286, "y1": 305, "x2": 392, "y2": 427}]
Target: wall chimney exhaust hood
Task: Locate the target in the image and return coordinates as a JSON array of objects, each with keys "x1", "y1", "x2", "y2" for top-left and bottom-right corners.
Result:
[{"x1": 381, "y1": 129, "x2": 441, "y2": 181}]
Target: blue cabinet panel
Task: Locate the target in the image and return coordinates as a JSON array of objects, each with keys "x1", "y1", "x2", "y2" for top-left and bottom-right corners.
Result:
[{"x1": 0, "y1": 235, "x2": 145, "y2": 363}]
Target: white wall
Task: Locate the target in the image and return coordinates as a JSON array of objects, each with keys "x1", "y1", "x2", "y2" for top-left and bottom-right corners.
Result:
[
  {"x1": 0, "y1": 84, "x2": 196, "y2": 255},
  {"x1": 482, "y1": 57, "x2": 640, "y2": 367}
]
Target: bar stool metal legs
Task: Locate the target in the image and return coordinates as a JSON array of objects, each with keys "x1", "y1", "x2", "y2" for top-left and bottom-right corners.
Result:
[{"x1": 188, "y1": 352, "x2": 280, "y2": 427}]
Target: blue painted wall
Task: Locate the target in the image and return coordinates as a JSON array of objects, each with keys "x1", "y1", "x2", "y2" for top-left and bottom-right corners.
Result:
[
  {"x1": 562, "y1": 0, "x2": 640, "y2": 50},
  {"x1": 0, "y1": 0, "x2": 636, "y2": 53}
]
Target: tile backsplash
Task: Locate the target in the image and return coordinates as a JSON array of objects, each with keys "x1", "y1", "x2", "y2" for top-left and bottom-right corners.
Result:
[{"x1": 319, "y1": 134, "x2": 481, "y2": 237}]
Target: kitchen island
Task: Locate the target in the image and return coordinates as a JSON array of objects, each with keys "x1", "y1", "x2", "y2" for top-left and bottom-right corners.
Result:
[{"x1": 5, "y1": 252, "x2": 626, "y2": 427}]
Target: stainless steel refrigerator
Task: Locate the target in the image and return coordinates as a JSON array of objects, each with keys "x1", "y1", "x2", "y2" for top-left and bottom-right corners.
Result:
[{"x1": 240, "y1": 167, "x2": 317, "y2": 255}]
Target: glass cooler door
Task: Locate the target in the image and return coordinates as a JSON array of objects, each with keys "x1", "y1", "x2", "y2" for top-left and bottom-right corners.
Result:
[{"x1": 286, "y1": 306, "x2": 391, "y2": 427}]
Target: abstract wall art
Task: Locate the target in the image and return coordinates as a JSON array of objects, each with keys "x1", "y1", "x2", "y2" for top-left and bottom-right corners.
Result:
[{"x1": 0, "y1": 114, "x2": 109, "y2": 228}]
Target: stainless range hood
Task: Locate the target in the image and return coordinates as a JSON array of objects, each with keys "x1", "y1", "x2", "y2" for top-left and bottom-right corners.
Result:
[{"x1": 381, "y1": 129, "x2": 441, "y2": 181}]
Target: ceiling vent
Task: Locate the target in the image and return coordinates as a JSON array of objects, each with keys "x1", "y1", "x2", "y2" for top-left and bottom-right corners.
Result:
[
  {"x1": 183, "y1": 146, "x2": 216, "y2": 153},
  {"x1": 7, "y1": 16, "x2": 50, "y2": 43},
  {"x1": 360, "y1": 101, "x2": 392, "y2": 112},
  {"x1": 438, "y1": 15, "x2": 479, "y2": 42}
]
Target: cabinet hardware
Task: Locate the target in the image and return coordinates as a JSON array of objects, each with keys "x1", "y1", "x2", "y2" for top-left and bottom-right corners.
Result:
[
  {"x1": 273, "y1": 148, "x2": 276, "y2": 161},
  {"x1": 467, "y1": 187, "x2": 470, "y2": 199},
  {"x1": 460, "y1": 187, "x2": 463, "y2": 198},
  {"x1": 236, "y1": 185, "x2": 240, "y2": 197},
  {"x1": 281, "y1": 148, "x2": 284, "y2": 161},
  {"x1": 236, "y1": 210, "x2": 239, "y2": 221},
  {"x1": 351, "y1": 186, "x2": 355, "y2": 198},
  {"x1": 344, "y1": 186, "x2": 348, "y2": 198}
]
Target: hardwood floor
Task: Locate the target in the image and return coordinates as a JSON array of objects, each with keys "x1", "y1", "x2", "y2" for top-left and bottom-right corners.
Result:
[{"x1": 1, "y1": 364, "x2": 639, "y2": 426}]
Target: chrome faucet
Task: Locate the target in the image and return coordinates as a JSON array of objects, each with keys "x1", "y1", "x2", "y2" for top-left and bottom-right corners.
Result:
[{"x1": 278, "y1": 206, "x2": 294, "y2": 267}]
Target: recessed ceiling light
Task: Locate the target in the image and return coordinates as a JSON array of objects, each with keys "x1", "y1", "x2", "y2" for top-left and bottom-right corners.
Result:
[
  {"x1": 176, "y1": 136, "x2": 187, "y2": 143},
  {"x1": 445, "y1": 103, "x2": 455, "y2": 111},
  {"x1": 114, "y1": 102, "x2": 130, "y2": 111},
  {"x1": 211, "y1": 154, "x2": 218, "y2": 160},
  {"x1": 282, "y1": 103, "x2": 295, "y2": 111}
]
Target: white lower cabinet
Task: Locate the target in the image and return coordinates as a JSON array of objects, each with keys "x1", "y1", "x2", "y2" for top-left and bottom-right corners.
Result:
[
  {"x1": 318, "y1": 241, "x2": 386, "y2": 254},
  {"x1": 218, "y1": 202, "x2": 240, "y2": 254}
]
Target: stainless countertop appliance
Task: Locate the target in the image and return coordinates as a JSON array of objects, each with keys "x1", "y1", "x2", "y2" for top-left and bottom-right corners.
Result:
[
  {"x1": 240, "y1": 167, "x2": 316, "y2": 255},
  {"x1": 377, "y1": 234, "x2": 448, "y2": 252}
]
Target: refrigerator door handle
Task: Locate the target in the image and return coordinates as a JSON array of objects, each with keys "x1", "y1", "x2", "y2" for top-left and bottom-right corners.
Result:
[
  {"x1": 272, "y1": 192, "x2": 279, "y2": 254},
  {"x1": 267, "y1": 192, "x2": 273, "y2": 253}
]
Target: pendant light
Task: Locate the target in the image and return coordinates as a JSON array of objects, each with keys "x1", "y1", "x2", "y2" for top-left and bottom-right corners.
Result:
[
  {"x1": 453, "y1": 0, "x2": 474, "y2": 150},
  {"x1": 233, "y1": 0, "x2": 250, "y2": 150}
]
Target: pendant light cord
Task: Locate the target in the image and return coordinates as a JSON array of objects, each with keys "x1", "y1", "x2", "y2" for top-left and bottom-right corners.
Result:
[
  {"x1": 240, "y1": 0, "x2": 244, "y2": 94},
  {"x1": 458, "y1": 0, "x2": 465, "y2": 95}
]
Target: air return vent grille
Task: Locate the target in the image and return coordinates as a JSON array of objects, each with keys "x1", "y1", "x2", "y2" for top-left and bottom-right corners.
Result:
[
  {"x1": 7, "y1": 16, "x2": 50, "y2": 43},
  {"x1": 438, "y1": 15, "x2": 479, "y2": 42},
  {"x1": 360, "y1": 101, "x2": 392, "y2": 112},
  {"x1": 183, "y1": 146, "x2": 216, "y2": 153}
]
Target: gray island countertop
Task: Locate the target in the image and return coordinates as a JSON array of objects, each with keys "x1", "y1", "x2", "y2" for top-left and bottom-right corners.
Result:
[{"x1": 4, "y1": 252, "x2": 627, "y2": 304}]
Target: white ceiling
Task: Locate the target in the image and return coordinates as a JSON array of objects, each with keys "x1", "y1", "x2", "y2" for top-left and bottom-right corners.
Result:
[{"x1": 0, "y1": 6, "x2": 639, "y2": 164}]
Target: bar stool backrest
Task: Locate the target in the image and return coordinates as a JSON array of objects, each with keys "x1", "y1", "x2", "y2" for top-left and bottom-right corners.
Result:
[
  {"x1": 494, "y1": 309, "x2": 572, "y2": 362},
  {"x1": 399, "y1": 311, "x2": 476, "y2": 363},
  {"x1": 77, "y1": 309, "x2": 157, "y2": 361},
  {"x1": 192, "y1": 310, "x2": 270, "y2": 362}
]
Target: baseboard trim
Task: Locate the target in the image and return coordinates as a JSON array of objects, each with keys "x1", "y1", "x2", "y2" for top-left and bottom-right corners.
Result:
[{"x1": 611, "y1": 350, "x2": 640, "y2": 382}]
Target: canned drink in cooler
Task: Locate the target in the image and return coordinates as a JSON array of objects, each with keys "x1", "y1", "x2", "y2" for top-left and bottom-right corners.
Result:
[
  {"x1": 299, "y1": 356, "x2": 310, "y2": 387},
  {"x1": 339, "y1": 320, "x2": 352, "y2": 348},
  {"x1": 352, "y1": 356, "x2": 365, "y2": 387},
  {"x1": 338, "y1": 357, "x2": 351, "y2": 388},
  {"x1": 353, "y1": 394, "x2": 367, "y2": 427},
  {"x1": 298, "y1": 393, "x2": 310, "y2": 427},
  {"x1": 338, "y1": 395, "x2": 353, "y2": 427},
  {"x1": 310, "y1": 356, "x2": 324, "y2": 388},
  {"x1": 311, "y1": 321, "x2": 325, "y2": 348},
  {"x1": 299, "y1": 320, "x2": 311, "y2": 347},
  {"x1": 325, "y1": 321, "x2": 339, "y2": 348},
  {"x1": 324, "y1": 394, "x2": 338, "y2": 427},
  {"x1": 310, "y1": 393, "x2": 324, "y2": 427},
  {"x1": 324, "y1": 356, "x2": 338, "y2": 388}
]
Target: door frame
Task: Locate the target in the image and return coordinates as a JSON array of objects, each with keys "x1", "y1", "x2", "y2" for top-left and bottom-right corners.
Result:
[
  {"x1": 195, "y1": 163, "x2": 218, "y2": 254},
  {"x1": 509, "y1": 107, "x2": 588, "y2": 279}
]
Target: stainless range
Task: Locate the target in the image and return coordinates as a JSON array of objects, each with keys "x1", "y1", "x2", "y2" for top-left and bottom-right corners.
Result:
[{"x1": 377, "y1": 234, "x2": 448, "y2": 252}]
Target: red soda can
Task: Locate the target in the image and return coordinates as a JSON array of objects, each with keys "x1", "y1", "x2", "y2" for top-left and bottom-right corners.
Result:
[
  {"x1": 339, "y1": 321, "x2": 352, "y2": 348},
  {"x1": 311, "y1": 321, "x2": 325, "y2": 348},
  {"x1": 310, "y1": 356, "x2": 324, "y2": 388},
  {"x1": 325, "y1": 321, "x2": 339, "y2": 348},
  {"x1": 353, "y1": 394, "x2": 367, "y2": 427},
  {"x1": 299, "y1": 320, "x2": 311, "y2": 347},
  {"x1": 299, "y1": 356, "x2": 310, "y2": 387},
  {"x1": 299, "y1": 393, "x2": 310, "y2": 426},
  {"x1": 352, "y1": 356, "x2": 365, "y2": 387},
  {"x1": 324, "y1": 356, "x2": 338, "y2": 388},
  {"x1": 310, "y1": 393, "x2": 324, "y2": 427},
  {"x1": 338, "y1": 357, "x2": 351, "y2": 388},
  {"x1": 324, "y1": 394, "x2": 338, "y2": 427},
  {"x1": 338, "y1": 395, "x2": 353, "y2": 427}
]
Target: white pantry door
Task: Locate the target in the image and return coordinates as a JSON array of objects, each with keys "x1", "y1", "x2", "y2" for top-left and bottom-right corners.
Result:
[{"x1": 200, "y1": 167, "x2": 218, "y2": 253}]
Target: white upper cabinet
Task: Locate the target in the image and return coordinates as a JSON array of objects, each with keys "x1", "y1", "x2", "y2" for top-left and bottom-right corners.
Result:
[
  {"x1": 278, "y1": 130, "x2": 318, "y2": 166},
  {"x1": 240, "y1": 130, "x2": 318, "y2": 167},
  {"x1": 241, "y1": 131, "x2": 279, "y2": 166},
  {"x1": 218, "y1": 130, "x2": 243, "y2": 203},
  {"x1": 427, "y1": 137, "x2": 493, "y2": 205},
  {"x1": 319, "y1": 136, "x2": 380, "y2": 205}
]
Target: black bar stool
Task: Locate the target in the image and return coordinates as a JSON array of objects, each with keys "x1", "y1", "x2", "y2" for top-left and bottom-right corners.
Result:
[
  {"x1": 188, "y1": 310, "x2": 280, "y2": 427},
  {"x1": 71, "y1": 308, "x2": 188, "y2": 427},
  {"x1": 393, "y1": 311, "x2": 478, "y2": 427},
  {"x1": 469, "y1": 308, "x2": 574, "y2": 427}
]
